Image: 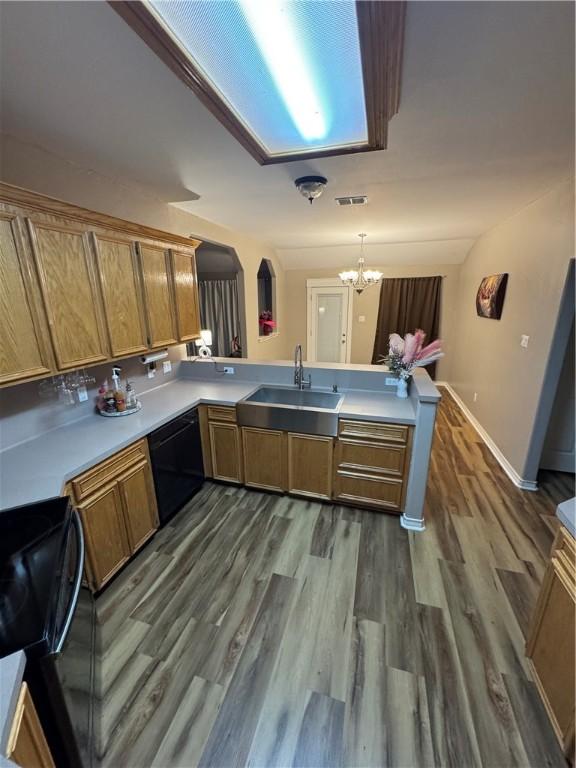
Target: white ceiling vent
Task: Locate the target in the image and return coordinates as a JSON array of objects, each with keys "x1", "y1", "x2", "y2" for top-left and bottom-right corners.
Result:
[{"x1": 335, "y1": 195, "x2": 368, "y2": 206}]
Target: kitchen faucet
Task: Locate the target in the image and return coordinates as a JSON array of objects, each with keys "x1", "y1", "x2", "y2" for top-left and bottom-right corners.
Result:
[{"x1": 294, "y1": 344, "x2": 311, "y2": 390}]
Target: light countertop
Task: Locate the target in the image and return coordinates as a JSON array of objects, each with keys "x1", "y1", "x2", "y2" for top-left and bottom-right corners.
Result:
[
  {"x1": 0, "y1": 379, "x2": 416, "y2": 511},
  {"x1": 0, "y1": 651, "x2": 25, "y2": 758},
  {"x1": 556, "y1": 497, "x2": 575, "y2": 538}
]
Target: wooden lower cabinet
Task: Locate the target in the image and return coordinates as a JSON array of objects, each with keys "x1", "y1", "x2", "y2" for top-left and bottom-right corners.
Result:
[
  {"x1": 209, "y1": 421, "x2": 243, "y2": 484},
  {"x1": 6, "y1": 682, "x2": 55, "y2": 768},
  {"x1": 333, "y1": 470, "x2": 404, "y2": 511},
  {"x1": 202, "y1": 413, "x2": 413, "y2": 511},
  {"x1": 526, "y1": 526, "x2": 575, "y2": 756},
  {"x1": 332, "y1": 427, "x2": 412, "y2": 513},
  {"x1": 76, "y1": 483, "x2": 132, "y2": 590},
  {"x1": 69, "y1": 439, "x2": 159, "y2": 592},
  {"x1": 117, "y1": 460, "x2": 159, "y2": 551},
  {"x1": 242, "y1": 427, "x2": 286, "y2": 492},
  {"x1": 287, "y1": 433, "x2": 333, "y2": 500}
]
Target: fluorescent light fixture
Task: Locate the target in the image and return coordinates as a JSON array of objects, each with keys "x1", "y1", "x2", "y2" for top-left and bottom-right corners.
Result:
[
  {"x1": 147, "y1": 0, "x2": 367, "y2": 156},
  {"x1": 238, "y1": 0, "x2": 326, "y2": 141}
]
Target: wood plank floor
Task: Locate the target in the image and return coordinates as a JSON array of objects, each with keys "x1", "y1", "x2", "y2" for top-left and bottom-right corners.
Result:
[{"x1": 94, "y1": 388, "x2": 574, "y2": 767}]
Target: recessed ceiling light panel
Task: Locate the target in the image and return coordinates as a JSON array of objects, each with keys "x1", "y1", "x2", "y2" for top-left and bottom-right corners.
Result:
[{"x1": 147, "y1": 0, "x2": 367, "y2": 156}]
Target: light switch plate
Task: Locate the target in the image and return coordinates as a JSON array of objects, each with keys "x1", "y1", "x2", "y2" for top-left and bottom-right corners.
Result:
[
  {"x1": 163, "y1": 360, "x2": 172, "y2": 374},
  {"x1": 520, "y1": 335, "x2": 530, "y2": 348}
]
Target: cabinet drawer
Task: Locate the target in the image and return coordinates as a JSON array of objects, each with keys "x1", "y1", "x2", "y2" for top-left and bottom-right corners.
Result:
[
  {"x1": 333, "y1": 470, "x2": 404, "y2": 512},
  {"x1": 207, "y1": 406, "x2": 237, "y2": 423},
  {"x1": 71, "y1": 440, "x2": 148, "y2": 502},
  {"x1": 338, "y1": 419, "x2": 409, "y2": 444},
  {"x1": 335, "y1": 439, "x2": 407, "y2": 477}
]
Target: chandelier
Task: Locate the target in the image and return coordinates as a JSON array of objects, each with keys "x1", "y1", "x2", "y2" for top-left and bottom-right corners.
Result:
[{"x1": 338, "y1": 234, "x2": 382, "y2": 294}]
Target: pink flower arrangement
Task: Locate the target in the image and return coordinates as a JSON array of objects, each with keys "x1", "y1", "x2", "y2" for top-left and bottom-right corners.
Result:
[{"x1": 383, "y1": 329, "x2": 444, "y2": 380}]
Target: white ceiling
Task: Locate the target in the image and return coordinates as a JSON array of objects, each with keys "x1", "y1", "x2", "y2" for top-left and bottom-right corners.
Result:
[{"x1": 1, "y1": 1, "x2": 574, "y2": 269}]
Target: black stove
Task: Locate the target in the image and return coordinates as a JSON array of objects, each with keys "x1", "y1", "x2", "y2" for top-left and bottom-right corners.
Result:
[
  {"x1": 0, "y1": 498, "x2": 71, "y2": 658},
  {"x1": 0, "y1": 496, "x2": 95, "y2": 767}
]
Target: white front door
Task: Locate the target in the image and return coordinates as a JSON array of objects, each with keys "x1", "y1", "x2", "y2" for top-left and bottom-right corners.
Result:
[{"x1": 307, "y1": 284, "x2": 352, "y2": 363}]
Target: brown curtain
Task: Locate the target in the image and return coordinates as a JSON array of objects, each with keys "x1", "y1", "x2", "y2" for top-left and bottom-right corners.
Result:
[{"x1": 371, "y1": 276, "x2": 442, "y2": 379}]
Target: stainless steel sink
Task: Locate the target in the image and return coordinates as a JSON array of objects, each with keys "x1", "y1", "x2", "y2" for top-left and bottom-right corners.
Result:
[{"x1": 237, "y1": 386, "x2": 344, "y2": 436}]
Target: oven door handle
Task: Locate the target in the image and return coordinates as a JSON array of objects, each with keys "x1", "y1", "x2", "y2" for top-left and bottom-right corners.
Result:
[{"x1": 55, "y1": 509, "x2": 85, "y2": 653}]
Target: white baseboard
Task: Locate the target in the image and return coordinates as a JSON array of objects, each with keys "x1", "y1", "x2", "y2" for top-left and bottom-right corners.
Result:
[
  {"x1": 436, "y1": 382, "x2": 539, "y2": 492},
  {"x1": 400, "y1": 514, "x2": 426, "y2": 532}
]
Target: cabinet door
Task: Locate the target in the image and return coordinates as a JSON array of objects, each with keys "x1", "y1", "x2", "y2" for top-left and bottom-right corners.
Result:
[
  {"x1": 288, "y1": 433, "x2": 333, "y2": 500},
  {"x1": 7, "y1": 683, "x2": 55, "y2": 768},
  {"x1": 92, "y1": 233, "x2": 148, "y2": 357},
  {"x1": 209, "y1": 422, "x2": 243, "y2": 483},
  {"x1": 0, "y1": 213, "x2": 53, "y2": 385},
  {"x1": 118, "y1": 460, "x2": 159, "y2": 553},
  {"x1": 27, "y1": 218, "x2": 109, "y2": 370},
  {"x1": 242, "y1": 427, "x2": 286, "y2": 492},
  {"x1": 77, "y1": 483, "x2": 131, "y2": 591},
  {"x1": 527, "y1": 548, "x2": 575, "y2": 750},
  {"x1": 138, "y1": 243, "x2": 178, "y2": 348},
  {"x1": 170, "y1": 248, "x2": 201, "y2": 342}
]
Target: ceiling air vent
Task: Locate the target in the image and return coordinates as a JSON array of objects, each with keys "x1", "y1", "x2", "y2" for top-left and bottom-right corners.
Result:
[{"x1": 335, "y1": 195, "x2": 368, "y2": 206}]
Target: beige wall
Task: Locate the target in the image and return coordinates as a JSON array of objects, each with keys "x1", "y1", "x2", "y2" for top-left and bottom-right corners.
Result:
[
  {"x1": 283, "y1": 264, "x2": 461, "y2": 380},
  {"x1": 450, "y1": 179, "x2": 574, "y2": 478},
  {"x1": 0, "y1": 133, "x2": 289, "y2": 361}
]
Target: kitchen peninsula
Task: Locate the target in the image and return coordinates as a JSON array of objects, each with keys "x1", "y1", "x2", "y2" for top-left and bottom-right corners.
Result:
[{"x1": 0, "y1": 358, "x2": 439, "y2": 533}]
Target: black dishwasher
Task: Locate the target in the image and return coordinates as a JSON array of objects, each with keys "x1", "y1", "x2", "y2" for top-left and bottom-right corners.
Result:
[{"x1": 148, "y1": 407, "x2": 205, "y2": 525}]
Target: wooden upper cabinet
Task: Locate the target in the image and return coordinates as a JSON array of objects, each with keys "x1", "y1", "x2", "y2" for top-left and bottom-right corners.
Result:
[
  {"x1": 170, "y1": 248, "x2": 201, "y2": 342},
  {"x1": 138, "y1": 243, "x2": 178, "y2": 348},
  {"x1": 0, "y1": 213, "x2": 53, "y2": 385},
  {"x1": 92, "y1": 234, "x2": 148, "y2": 358},
  {"x1": 27, "y1": 218, "x2": 109, "y2": 370}
]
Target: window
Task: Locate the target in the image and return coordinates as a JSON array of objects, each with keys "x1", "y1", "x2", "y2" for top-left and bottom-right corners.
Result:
[{"x1": 257, "y1": 259, "x2": 276, "y2": 337}]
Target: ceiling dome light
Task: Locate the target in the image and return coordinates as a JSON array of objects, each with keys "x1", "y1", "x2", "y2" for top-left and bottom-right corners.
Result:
[
  {"x1": 295, "y1": 175, "x2": 328, "y2": 204},
  {"x1": 338, "y1": 233, "x2": 382, "y2": 294}
]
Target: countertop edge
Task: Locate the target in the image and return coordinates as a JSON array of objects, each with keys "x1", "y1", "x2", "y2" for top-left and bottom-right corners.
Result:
[
  {"x1": 1, "y1": 379, "x2": 420, "y2": 510},
  {"x1": 0, "y1": 651, "x2": 26, "y2": 756},
  {"x1": 556, "y1": 497, "x2": 576, "y2": 538}
]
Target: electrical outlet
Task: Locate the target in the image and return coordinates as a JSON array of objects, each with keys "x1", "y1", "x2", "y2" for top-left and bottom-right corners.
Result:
[
  {"x1": 473, "y1": 392, "x2": 478, "y2": 402},
  {"x1": 520, "y1": 335, "x2": 530, "y2": 348},
  {"x1": 385, "y1": 377, "x2": 398, "y2": 386},
  {"x1": 163, "y1": 360, "x2": 172, "y2": 374},
  {"x1": 77, "y1": 386, "x2": 88, "y2": 403},
  {"x1": 223, "y1": 366, "x2": 235, "y2": 375},
  {"x1": 358, "y1": 315, "x2": 366, "y2": 323}
]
